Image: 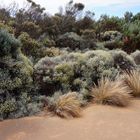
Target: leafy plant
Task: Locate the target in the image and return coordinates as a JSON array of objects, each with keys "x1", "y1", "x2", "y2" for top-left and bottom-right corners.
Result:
[
  {"x1": 131, "y1": 50, "x2": 140, "y2": 65},
  {"x1": 34, "y1": 50, "x2": 121, "y2": 95}
]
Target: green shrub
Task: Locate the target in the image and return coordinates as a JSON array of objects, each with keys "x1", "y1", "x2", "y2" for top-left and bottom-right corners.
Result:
[
  {"x1": 0, "y1": 30, "x2": 42, "y2": 120},
  {"x1": 21, "y1": 21, "x2": 41, "y2": 38},
  {"x1": 131, "y1": 50, "x2": 140, "y2": 65},
  {"x1": 111, "y1": 50, "x2": 136, "y2": 71},
  {"x1": 83, "y1": 50, "x2": 119, "y2": 86},
  {"x1": 35, "y1": 49, "x2": 136, "y2": 98},
  {"x1": 0, "y1": 23, "x2": 14, "y2": 34},
  {"x1": 34, "y1": 50, "x2": 123, "y2": 96},
  {"x1": 100, "y1": 31, "x2": 122, "y2": 41},
  {"x1": 19, "y1": 32, "x2": 60, "y2": 62},
  {"x1": 42, "y1": 38, "x2": 56, "y2": 47},
  {"x1": 104, "y1": 40, "x2": 124, "y2": 50},
  {"x1": 0, "y1": 99, "x2": 17, "y2": 114},
  {"x1": 8, "y1": 92, "x2": 44, "y2": 119},
  {"x1": 0, "y1": 30, "x2": 20, "y2": 57},
  {"x1": 19, "y1": 32, "x2": 41, "y2": 55},
  {"x1": 81, "y1": 29, "x2": 96, "y2": 40},
  {"x1": 14, "y1": 21, "x2": 41, "y2": 39},
  {"x1": 56, "y1": 32, "x2": 98, "y2": 50},
  {"x1": 56, "y1": 32, "x2": 83, "y2": 50},
  {"x1": 43, "y1": 47, "x2": 61, "y2": 57},
  {"x1": 123, "y1": 21, "x2": 140, "y2": 52}
]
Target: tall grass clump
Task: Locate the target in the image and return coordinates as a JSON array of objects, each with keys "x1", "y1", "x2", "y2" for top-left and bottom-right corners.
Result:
[
  {"x1": 122, "y1": 70, "x2": 140, "y2": 97},
  {"x1": 46, "y1": 92, "x2": 81, "y2": 118},
  {"x1": 91, "y1": 78, "x2": 131, "y2": 107}
]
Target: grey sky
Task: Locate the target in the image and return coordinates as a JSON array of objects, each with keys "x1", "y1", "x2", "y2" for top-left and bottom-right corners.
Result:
[{"x1": 0, "y1": 0, "x2": 140, "y2": 18}]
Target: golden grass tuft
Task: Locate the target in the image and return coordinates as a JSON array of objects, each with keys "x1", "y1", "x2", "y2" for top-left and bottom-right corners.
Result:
[
  {"x1": 91, "y1": 78, "x2": 131, "y2": 107},
  {"x1": 122, "y1": 70, "x2": 140, "y2": 97},
  {"x1": 48, "y1": 92, "x2": 81, "y2": 118}
]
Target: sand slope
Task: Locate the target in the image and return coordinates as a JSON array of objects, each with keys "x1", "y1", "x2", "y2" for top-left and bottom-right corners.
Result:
[{"x1": 0, "y1": 99, "x2": 140, "y2": 140}]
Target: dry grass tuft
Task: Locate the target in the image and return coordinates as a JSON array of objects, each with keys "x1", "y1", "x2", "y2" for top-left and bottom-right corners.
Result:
[
  {"x1": 47, "y1": 92, "x2": 81, "y2": 118},
  {"x1": 91, "y1": 78, "x2": 131, "y2": 107},
  {"x1": 122, "y1": 70, "x2": 140, "y2": 97}
]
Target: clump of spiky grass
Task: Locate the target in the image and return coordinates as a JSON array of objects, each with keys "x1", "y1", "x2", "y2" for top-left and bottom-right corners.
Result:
[
  {"x1": 122, "y1": 70, "x2": 140, "y2": 97},
  {"x1": 91, "y1": 78, "x2": 131, "y2": 107},
  {"x1": 46, "y1": 92, "x2": 81, "y2": 118}
]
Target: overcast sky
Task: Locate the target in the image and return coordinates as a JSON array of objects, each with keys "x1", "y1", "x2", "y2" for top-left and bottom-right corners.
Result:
[{"x1": 0, "y1": 0, "x2": 140, "y2": 18}]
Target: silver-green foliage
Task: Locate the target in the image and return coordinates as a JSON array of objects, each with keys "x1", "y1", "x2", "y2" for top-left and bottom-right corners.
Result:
[
  {"x1": 131, "y1": 50, "x2": 140, "y2": 65},
  {"x1": 0, "y1": 30, "x2": 20, "y2": 57},
  {"x1": 34, "y1": 50, "x2": 135, "y2": 96},
  {"x1": 0, "y1": 30, "x2": 41, "y2": 120}
]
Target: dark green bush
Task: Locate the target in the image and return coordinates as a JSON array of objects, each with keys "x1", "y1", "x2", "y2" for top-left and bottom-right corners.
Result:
[
  {"x1": 111, "y1": 50, "x2": 136, "y2": 71},
  {"x1": 19, "y1": 32, "x2": 60, "y2": 62},
  {"x1": 56, "y1": 32, "x2": 98, "y2": 50},
  {"x1": 0, "y1": 30, "x2": 20, "y2": 57},
  {"x1": 34, "y1": 50, "x2": 123, "y2": 96},
  {"x1": 56, "y1": 32, "x2": 83, "y2": 50},
  {"x1": 131, "y1": 50, "x2": 140, "y2": 65},
  {"x1": 104, "y1": 40, "x2": 124, "y2": 50},
  {"x1": 0, "y1": 30, "x2": 42, "y2": 120}
]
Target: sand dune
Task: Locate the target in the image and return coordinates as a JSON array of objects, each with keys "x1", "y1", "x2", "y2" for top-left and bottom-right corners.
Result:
[{"x1": 0, "y1": 99, "x2": 140, "y2": 140}]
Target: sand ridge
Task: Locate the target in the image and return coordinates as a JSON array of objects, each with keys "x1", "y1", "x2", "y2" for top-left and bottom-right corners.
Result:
[{"x1": 0, "y1": 99, "x2": 140, "y2": 140}]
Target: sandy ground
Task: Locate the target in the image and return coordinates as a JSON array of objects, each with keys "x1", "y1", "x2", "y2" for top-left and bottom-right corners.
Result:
[{"x1": 0, "y1": 99, "x2": 140, "y2": 140}]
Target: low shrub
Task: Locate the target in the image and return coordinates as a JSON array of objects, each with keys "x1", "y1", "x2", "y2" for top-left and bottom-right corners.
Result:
[
  {"x1": 111, "y1": 50, "x2": 136, "y2": 71},
  {"x1": 42, "y1": 38, "x2": 56, "y2": 47},
  {"x1": 34, "y1": 50, "x2": 121, "y2": 95},
  {"x1": 100, "y1": 31, "x2": 122, "y2": 41},
  {"x1": 123, "y1": 21, "x2": 140, "y2": 53},
  {"x1": 56, "y1": 32, "x2": 98, "y2": 50},
  {"x1": 81, "y1": 29, "x2": 96, "y2": 40},
  {"x1": 131, "y1": 50, "x2": 140, "y2": 65},
  {"x1": 19, "y1": 33, "x2": 61, "y2": 62},
  {"x1": 44, "y1": 47, "x2": 61, "y2": 57},
  {"x1": 56, "y1": 32, "x2": 83, "y2": 50},
  {"x1": 15, "y1": 21, "x2": 41, "y2": 39},
  {"x1": 0, "y1": 99, "x2": 17, "y2": 116},
  {"x1": 104, "y1": 40, "x2": 124, "y2": 50},
  {"x1": 0, "y1": 22, "x2": 14, "y2": 34}
]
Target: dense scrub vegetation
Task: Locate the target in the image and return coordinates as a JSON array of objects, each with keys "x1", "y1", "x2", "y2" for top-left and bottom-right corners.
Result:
[{"x1": 0, "y1": 0, "x2": 140, "y2": 119}]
